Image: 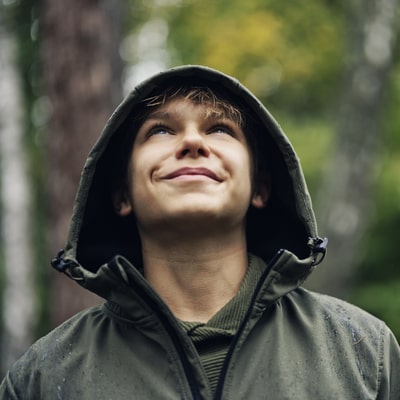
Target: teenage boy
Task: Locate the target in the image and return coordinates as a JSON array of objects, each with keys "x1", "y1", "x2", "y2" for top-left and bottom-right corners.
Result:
[{"x1": 1, "y1": 65, "x2": 399, "y2": 399}]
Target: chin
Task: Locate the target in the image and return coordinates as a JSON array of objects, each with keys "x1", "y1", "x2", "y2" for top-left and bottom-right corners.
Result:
[{"x1": 171, "y1": 206, "x2": 246, "y2": 226}]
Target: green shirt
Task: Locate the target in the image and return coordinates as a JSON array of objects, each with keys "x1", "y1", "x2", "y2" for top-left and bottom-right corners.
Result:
[{"x1": 179, "y1": 254, "x2": 264, "y2": 393}]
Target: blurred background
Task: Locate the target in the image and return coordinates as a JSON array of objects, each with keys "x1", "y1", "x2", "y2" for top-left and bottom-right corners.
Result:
[{"x1": 0, "y1": 0, "x2": 399, "y2": 376}]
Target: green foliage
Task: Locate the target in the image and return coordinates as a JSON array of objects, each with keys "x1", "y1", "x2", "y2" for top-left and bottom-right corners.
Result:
[
  {"x1": 351, "y1": 280, "x2": 400, "y2": 339},
  {"x1": 273, "y1": 113, "x2": 334, "y2": 196},
  {"x1": 165, "y1": 0, "x2": 345, "y2": 113},
  {"x1": 345, "y1": 39, "x2": 400, "y2": 340},
  {"x1": 355, "y1": 50, "x2": 400, "y2": 285}
]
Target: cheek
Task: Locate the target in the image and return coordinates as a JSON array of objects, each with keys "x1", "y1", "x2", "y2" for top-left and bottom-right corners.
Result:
[
  {"x1": 128, "y1": 148, "x2": 159, "y2": 210},
  {"x1": 238, "y1": 145, "x2": 254, "y2": 181},
  {"x1": 130, "y1": 145, "x2": 149, "y2": 183},
  {"x1": 226, "y1": 148, "x2": 254, "y2": 197},
  {"x1": 125, "y1": 152, "x2": 143, "y2": 209}
]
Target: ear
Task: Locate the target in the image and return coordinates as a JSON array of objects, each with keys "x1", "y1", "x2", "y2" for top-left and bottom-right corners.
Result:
[
  {"x1": 251, "y1": 185, "x2": 269, "y2": 209},
  {"x1": 112, "y1": 190, "x2": 133, "y2": 217},
  {"x1": 251, "y1": 173, "x2": 271, "y2": 209}
]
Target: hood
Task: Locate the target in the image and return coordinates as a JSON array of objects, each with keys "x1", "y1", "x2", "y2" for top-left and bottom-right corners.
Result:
[{"x1": 52, "y1": 65, "x2": 326, "y2": 278}]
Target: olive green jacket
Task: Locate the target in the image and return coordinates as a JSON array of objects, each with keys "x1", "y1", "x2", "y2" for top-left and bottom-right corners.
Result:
[{"x1": 1, "y1": 66, "x2": 399, "y2": 399}]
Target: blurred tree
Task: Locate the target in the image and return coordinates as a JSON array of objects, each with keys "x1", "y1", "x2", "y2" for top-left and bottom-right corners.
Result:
[
  {"x1": 0, "y1": 4, "x2": 36, "y2": 375},
  {"x1": 307, "y1": 0, "x2": 400, "y2": 297},
  {"x1": 40, "y1": 0, "x2": 124, "y2": 326}
]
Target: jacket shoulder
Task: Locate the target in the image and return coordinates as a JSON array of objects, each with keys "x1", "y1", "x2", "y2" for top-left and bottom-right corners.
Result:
[
  {"x1": 297, "y1": 289, "x2": 400, "y2": 397},
  {"x1": 291, "y1": 288, "x2": 388, "y2": 337},
  {"x1": 300, "y1": 288, "x2": 382, "y2": 320},
  {"x1": 0, "y1": 305, "x2": 107, "y2": 399}
]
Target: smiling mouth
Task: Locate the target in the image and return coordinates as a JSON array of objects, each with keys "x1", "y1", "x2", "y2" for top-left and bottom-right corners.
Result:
[{"x1": 164, "y1": 167, "x2": 221, "y2": 182}]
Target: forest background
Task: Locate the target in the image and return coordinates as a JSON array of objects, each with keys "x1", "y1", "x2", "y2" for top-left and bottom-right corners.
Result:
[{"x1": 0, "y1": 0, "x2": 399, "y2": 376}]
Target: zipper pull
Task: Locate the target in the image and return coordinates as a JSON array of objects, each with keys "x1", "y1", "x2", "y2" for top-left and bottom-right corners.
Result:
[
  {"x1": 51, "y1": 249, "x2": 77, "y2": 273},
  {"x1": 308, "y1": 237, "x2": 328, "y2": 266}
]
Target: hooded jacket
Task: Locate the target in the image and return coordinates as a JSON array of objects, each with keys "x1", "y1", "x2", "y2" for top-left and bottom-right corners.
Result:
[{"x1": 1, "y1": 65, "x2": 399, "y2": 399}]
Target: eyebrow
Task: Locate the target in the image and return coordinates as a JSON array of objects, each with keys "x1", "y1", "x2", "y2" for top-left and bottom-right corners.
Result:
[
  {"x1": 144, "y1": 109, "x2": 239, "y2": 123},
  {"x1": 145, "y1": 111, "x2": 172, "y2": 120}
]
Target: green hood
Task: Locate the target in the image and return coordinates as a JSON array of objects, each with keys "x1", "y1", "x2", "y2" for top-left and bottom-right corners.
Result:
[{"x1": 53, "y1": 65, "x2": 326, "y2": 277}]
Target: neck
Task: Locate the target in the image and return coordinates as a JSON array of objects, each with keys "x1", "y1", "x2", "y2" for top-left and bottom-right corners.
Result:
[{"x1": 139, "y1": 229, "x2": 248, "y2": 323}]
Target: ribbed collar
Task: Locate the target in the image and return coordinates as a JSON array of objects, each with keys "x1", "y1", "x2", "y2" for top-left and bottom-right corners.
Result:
[{"x1": 179, "y1": 254, "x2": 265, "y2": 340}]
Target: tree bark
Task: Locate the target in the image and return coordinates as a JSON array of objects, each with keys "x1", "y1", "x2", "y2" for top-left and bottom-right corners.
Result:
[
  {"x1": 40, "y1": 0, "x2": 123, "y2": 326},
  {"x1": 306, "y1": 0, "x2": 399, "y2": 297},
  {"x1": 0, "y1": 12, "x2": 36, "y2": 374}
]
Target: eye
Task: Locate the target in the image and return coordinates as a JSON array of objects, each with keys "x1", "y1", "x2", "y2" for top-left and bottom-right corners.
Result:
[
  {"x1": 147, "y1": 123, "x2": 172, "y2": 137},
  {"x1": 209, "y1": 123, "x2": 235, "y2": 136}
]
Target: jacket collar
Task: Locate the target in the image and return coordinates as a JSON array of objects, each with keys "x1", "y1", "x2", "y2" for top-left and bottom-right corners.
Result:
[{"x1": 56, "y1": 249, "x2": 317, "y2": 323}]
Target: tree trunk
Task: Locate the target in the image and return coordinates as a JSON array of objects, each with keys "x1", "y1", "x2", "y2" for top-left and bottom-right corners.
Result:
[
  {"x1": 40, "y1": 0, "x2": 123, "y2": 326},
  {"x1": 0, "y1": 12, "x2": 36, "y2": 374},
  {"x1": 306, "y1": 0, "x2": 399, "y2": 297}
]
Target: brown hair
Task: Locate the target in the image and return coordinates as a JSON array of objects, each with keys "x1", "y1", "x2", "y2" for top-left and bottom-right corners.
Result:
[{"x1": 142, "y1": 86, "x2": 245, "y2": 128}]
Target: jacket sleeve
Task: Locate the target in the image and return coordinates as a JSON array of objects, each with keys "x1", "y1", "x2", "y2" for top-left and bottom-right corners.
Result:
[
  {"x1": 0, "y1": 343, "x2": 42, "y2": 400},
  {"x1": 0, "y1": 372, "x2": 21, "y2": 400},
  {"x1": 377, "y1": 326, "x2": 400, "y2": 399}
]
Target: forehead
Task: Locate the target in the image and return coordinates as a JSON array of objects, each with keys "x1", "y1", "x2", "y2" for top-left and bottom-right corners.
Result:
[
  {"x1": 139, "y1": 85, "x2": 245, "y2": 127},
  {"x1": 143, "y1": 96, "x2": 242, "y2": 124}
]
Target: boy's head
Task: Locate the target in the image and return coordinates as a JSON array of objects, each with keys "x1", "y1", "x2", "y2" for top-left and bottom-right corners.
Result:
[
  {"x1": 113, "y1": 81, "x2": 270, "y2": 216},
  {"x1": 112, "y1": 82, "x2": 270, "y2": 235}
]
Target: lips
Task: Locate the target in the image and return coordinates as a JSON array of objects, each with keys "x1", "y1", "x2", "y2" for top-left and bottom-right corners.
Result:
[{"x1": 164, "y1": 167, "x2": 221, "y2": 182}]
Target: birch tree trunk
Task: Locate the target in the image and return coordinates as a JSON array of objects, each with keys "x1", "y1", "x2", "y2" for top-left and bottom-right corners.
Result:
[
  {"x1": 0, "y1": 12, "x2": 36, "y2": 374},
  {"x1": 307, "y1": 0, "x2": 400, "y2": 297},
  {"x1": 40, "y1": 0, "x2": 123, "y2": 326}
]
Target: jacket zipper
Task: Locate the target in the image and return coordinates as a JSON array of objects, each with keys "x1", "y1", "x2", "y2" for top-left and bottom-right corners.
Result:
[
  {"x1": 213, "y1": 249, "x2": 285, "y2": 400},
  {"x1": 155, "y1": 308, "x2": 202, "y2": 400},
  {"x1": 127, "y1": 274, "x2": 202, "y2": 400}
]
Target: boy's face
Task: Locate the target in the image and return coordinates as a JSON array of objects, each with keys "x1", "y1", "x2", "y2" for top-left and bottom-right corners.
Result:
[{"x1": 116, "y1": 97, "x2": 267, "y2": 234}]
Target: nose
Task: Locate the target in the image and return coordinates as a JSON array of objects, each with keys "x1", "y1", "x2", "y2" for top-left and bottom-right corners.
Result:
[{"x1": 175, "y1": 128, "x2": 211, "y2": 159}]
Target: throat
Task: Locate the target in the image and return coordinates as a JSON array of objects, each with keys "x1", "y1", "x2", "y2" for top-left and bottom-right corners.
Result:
[{"x1": 141, "y1": 244, "x2": 249, "y2": 322}]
